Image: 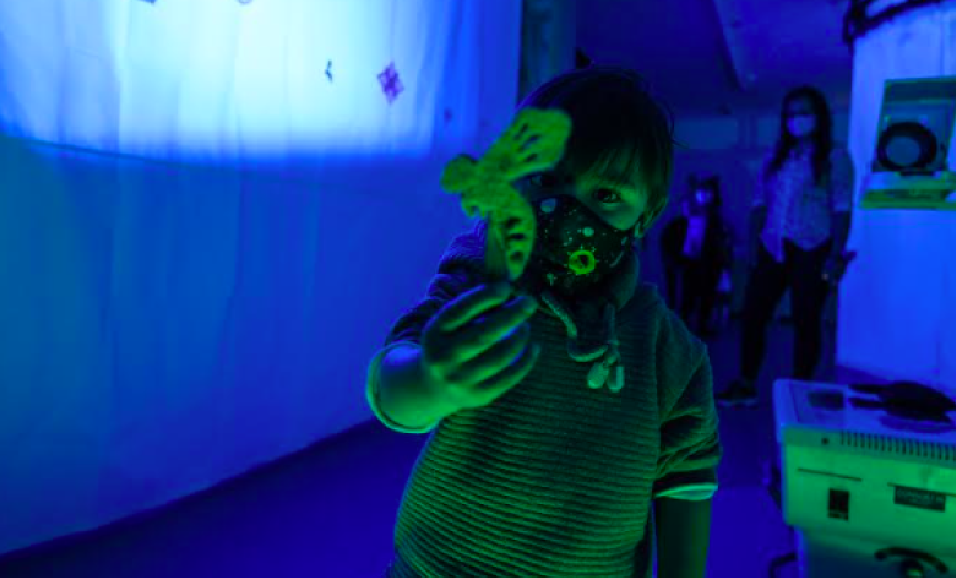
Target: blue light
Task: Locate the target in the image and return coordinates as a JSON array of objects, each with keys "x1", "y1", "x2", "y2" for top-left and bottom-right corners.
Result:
[{"x1": 0, "y1": 0, "x2": 449, "y2": 160}]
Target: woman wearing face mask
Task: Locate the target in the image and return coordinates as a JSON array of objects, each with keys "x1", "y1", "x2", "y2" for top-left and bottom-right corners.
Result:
[{"x1": 717, "y1": 86, "x2": 855, "y2": 407}]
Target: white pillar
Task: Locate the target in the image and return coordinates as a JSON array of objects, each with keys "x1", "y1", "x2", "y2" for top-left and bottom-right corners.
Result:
[
  {"x1": 517, "y1": 0, "x2": 577, "y2": 102},
  {"x1": 839, "y1": 2, "x2": 956, "y2": 392}
]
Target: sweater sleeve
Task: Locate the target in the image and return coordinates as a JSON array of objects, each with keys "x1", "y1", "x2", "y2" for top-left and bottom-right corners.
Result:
[
  {"x1": 653, "y1": 314, "x2": 722, "y2": 499},
  {"x1": 383, "y1": 223, "x2": 489, "y2": 346},
  {"x1": 384, "y1": 269, "x2": 481, "y2": 346}
]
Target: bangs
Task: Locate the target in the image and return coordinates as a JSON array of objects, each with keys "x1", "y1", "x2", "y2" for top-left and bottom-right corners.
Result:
[
  {"x1": 521, "y1": 67, "x2": 675, "y2": 229},
  {"x1": 562, "y1": 122, "x2": 649, "y2": 194}
]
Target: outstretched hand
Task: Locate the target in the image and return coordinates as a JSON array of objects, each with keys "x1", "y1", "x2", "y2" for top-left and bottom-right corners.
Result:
[{"x1": 419, "y1": 283, "x2": 540, "y2": 411}]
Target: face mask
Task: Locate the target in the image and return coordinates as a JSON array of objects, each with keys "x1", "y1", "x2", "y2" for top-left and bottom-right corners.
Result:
[
  {"x1": 525, "y1": 195, "x2": 634, "y2": 295},
  {"x1": 787, "y1": 116, "x2": 816, "y2": 138}
]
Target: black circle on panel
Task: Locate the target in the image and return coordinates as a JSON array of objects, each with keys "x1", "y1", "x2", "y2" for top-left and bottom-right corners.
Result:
[{"x1": 876, "y1": 121, "x2": 938, "y2": 171}]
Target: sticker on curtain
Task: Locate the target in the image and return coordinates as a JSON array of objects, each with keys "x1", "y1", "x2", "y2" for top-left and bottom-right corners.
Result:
[
  {"x1": 377, "y1": 1, "x2": 403, "y2": 105},
  {"x1": 378, "y1": 62, "x2": 404, "y2": 104}
]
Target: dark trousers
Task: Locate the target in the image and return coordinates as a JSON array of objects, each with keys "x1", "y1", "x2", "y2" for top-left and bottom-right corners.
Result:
[
  {"x1": 663, "y1": 261, "x2": 681, "y2": 308},
  {"x1": 740, "y1": 239, "x2": 831, "y2": 381},
  {"x1": 680, "y1": 259, "x2": 721, "y2": 331}
]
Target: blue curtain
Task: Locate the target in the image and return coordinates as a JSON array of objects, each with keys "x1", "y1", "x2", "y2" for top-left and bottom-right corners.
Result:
[{"x1": 0, "y1": 0, "x2": 521, "y2": 556}]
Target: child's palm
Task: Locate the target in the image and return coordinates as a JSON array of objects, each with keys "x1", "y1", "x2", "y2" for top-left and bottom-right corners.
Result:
[{"x1": 419, "y1": 284, "x2": 540, "y2": 410}]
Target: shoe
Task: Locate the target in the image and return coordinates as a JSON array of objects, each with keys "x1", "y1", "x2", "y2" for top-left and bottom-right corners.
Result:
[{"x1": 716, "y1": 381, "x2": 758, "y2": 407}]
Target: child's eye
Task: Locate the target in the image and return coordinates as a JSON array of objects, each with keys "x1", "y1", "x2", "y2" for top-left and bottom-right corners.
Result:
[{"x1": 593, "y1": 188, "x2": 622, "y2": 204}]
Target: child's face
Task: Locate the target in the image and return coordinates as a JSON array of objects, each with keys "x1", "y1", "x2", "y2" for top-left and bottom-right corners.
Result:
[{"x1": 521, "y1": 154, "x2": 647, "y2": 234}]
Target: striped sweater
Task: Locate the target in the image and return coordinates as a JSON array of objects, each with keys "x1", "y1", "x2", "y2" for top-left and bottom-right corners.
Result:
[{"x1": 368, "y1": 223, "x2": 722, "y2": 578}]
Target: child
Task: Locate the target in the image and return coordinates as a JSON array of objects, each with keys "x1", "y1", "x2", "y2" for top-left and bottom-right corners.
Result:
[{"x1": 367, "y1": 67, "x2": 722, "y2": 578}]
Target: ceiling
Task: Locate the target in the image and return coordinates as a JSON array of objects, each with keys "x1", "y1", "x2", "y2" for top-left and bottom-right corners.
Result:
[{"x1": 576, "y1": 0, "x2": 854, "y2": 114}]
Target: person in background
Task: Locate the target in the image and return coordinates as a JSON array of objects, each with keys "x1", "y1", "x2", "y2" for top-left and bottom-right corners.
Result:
[
  {"x1": 717, "y1": 86, "x2": 854, "y2": 407},
  {"x1": 678, "y1": 176, "x2": 730, "y2": 337},
  {"x1": 660, "y1": 192, "x2": 692, "y2": 309},
  {"x1": 660, "y1": 176, "x2": 731, "y2": 337}
]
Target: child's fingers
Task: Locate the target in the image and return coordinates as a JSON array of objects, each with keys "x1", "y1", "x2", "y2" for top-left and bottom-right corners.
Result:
[
  {"x1": 468, "y1": 342, "x2": 541, "y2": 406},
  {"x1": 435, "y1": 283, "x2": 515, "y2": 332},
  {"x1": 448, "y1": 299, "x2": 537, "y2": 362},
  {"x1": 446, "y1": 324, "x2": 530, "y2": 386}
]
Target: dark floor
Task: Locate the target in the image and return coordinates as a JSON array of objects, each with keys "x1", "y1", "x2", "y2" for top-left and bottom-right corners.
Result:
[{"x1": 0, "y1": 321, "x2": 875, "y2": 578}]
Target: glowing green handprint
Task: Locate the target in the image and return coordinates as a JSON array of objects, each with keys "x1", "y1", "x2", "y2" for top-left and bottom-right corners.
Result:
[{"x1": 440, "y1": 108, "x2": 572, "y2": 281}]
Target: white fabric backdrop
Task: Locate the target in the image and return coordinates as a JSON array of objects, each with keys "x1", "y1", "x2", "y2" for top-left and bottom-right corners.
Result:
[
  {"x1": 0, "y1": 0, "x2": 522, "y2": 556},
  {"x1": 839, "y1": 1, "x2": 956, "y2": 392}
]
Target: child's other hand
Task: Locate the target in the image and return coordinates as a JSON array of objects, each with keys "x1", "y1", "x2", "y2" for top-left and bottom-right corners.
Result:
[{"x1": 419, "y1": 283, "x2": 540, "y2": 411}]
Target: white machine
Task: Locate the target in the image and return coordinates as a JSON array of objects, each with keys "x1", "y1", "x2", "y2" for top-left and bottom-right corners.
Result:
[{"x1": 774, "y1": 379, "x2": 956, "y2": 577}]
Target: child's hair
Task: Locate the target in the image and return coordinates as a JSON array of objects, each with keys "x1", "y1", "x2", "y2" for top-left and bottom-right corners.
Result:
[{"x1": 518, "y1": 66, "x2": 676, "y2": 236}]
